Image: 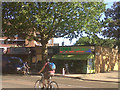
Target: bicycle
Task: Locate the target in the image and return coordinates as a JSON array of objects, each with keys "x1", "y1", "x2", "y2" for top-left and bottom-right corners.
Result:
[
  {"x1": 34, "y1": 73, "x2": 59, "y2": 90},
  {"x1": 23, "y1": 67, "x2": 30, "y2": 75}
]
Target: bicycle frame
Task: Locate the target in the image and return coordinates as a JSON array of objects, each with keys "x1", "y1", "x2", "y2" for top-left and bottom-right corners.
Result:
[{"x1": 40, "y1": 73, "x2": 52, "y2": 87}]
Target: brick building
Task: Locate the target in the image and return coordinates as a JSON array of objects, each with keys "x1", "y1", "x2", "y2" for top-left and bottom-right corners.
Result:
[{"x1": 0, "y1": 36, "x2": 55, "y2": 54}]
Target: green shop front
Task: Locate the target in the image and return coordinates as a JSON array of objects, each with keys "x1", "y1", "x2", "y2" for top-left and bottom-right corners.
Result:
[{"x1": 52, "y1": 46, "x2": 95, "y2": 74}]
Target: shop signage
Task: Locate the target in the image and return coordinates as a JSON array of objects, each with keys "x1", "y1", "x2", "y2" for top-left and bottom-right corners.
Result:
[{"x1": 60, "y1": 46, "x2": 92, "y2": 54}]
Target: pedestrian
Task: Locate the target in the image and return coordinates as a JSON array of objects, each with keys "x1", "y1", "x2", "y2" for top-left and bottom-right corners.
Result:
[{"x1": 65, "y1": 63, "x2": 69, "y2": 74}]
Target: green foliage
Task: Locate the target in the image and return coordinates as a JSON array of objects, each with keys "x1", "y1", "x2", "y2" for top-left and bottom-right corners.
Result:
[
  {"x1": 75, "y1": 36, "x2": 116, "y2": 48},
  {"x1": 2, "y1": 2, "x2": 33, "y2": 39},
  {"x1": 102, "y1": 1, "x2": 120, "y2": 41},
  {"x1": 2, "y1": 2, "x2": 106, "y2": 42},
  {"x1": 102, "y1": 1, "x2": 120, "y2": 51}
]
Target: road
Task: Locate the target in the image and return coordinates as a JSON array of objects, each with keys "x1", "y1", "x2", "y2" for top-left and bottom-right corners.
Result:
[{"x1": 1, "y1": 74, "x2": 118, "y2": 89}]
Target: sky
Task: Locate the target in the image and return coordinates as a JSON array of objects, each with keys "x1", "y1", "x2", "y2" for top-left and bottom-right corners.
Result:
[{"x1": 53, "y1": 0, "x2": 120, "y2": 46}]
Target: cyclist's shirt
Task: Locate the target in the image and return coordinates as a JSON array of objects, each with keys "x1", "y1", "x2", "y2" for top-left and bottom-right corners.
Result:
[
  {"x1": 23, "y1": 63, "x2": 29, "y2": 68},
  {"x1": 44, "y1": 62, "x2": 55, "y2": 74},
  {"x1": 23, "y1": 63, "x2": 27, "y2": 68}
]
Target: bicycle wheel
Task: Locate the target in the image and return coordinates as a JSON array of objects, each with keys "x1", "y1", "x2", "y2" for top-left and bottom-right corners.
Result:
[
  {"x1": 48, "y1": 81, "x2": 59, "y2": 90},
  {"x1": 34, "y1": 80, "x2": 44, "y2": 90}
]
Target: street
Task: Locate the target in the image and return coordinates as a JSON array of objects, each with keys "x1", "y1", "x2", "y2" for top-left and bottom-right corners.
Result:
[{"x1": 2, "y1": 74, "x2": 118, "y2": 89}]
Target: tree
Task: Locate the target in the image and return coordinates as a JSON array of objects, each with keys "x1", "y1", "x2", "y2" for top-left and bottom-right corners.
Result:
[
  {"x1": 75, "y1": 36, "x2": 116, "y2": 48},
  {"x1": 102, "y1": 1, "x2": 120, "y2": 49},
  {"x1": 2, "y1": 2, "x2": 106, "y2": 61}
]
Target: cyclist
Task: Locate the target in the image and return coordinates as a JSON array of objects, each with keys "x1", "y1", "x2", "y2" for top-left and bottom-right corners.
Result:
[
  {"x1": 23, "y1": 61, "x2": 30, "y2": 74},
  {"x1": 38, "y1": 58, "x2": 55, "y2": 87}
]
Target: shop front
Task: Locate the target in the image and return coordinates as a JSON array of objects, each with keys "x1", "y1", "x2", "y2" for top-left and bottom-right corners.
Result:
[{"x1": 52, "y1": 46, "x2": 95, "y2": 74}]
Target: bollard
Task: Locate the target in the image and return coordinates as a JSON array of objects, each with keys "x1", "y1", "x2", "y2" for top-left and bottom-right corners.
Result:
[{"x1": 62, "y1": 68, "x2": 65, "y2": 76}]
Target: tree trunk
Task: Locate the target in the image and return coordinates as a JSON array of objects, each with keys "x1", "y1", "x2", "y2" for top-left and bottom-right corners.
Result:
[{"x1": 41, "y1": 43, "x2": 48, "y2": 63}]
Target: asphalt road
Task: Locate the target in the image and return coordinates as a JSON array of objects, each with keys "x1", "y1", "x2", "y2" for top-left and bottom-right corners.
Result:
[{"x1": 1, "y1": 74, "x2": 118, "y2": 89}]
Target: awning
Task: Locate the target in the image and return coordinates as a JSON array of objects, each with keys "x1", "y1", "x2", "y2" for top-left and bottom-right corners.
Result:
[{"x1": 52, "y1": 54, "x2": 94, "y2": 60}]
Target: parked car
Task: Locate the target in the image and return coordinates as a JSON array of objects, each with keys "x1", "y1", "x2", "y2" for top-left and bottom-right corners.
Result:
[{"x1": 2, "y1": 56, "x2": 23, "y2": 74}]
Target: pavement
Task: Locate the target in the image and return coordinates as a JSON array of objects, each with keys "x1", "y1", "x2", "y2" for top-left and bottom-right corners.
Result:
[
  {"x1": 31, "y1": 70, "x2": 119, "y2": 83},
  {"x1": 54, "y1": 71, "x2": 120, "y2": 83}
]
